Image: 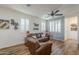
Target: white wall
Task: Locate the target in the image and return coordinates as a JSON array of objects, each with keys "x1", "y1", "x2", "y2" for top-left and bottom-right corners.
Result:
[
  {"x1": 0, "y1": 6, "x2": 44, "y2": 48},
  {"x1": 65, "y1": 16, "x2": 78, "y2": 42}
]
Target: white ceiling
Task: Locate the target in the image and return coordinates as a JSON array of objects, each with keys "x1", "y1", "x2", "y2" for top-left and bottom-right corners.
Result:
[{"x1": 1, "y1": 4, "x2": 79, "y2": 19}]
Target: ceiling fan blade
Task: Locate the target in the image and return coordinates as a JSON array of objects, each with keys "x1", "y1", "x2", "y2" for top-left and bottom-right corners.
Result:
[
  {"x1": 55, "y1": 14, "x2": 63, "y2": 16},
  {"x1": 55, "y1": 10, "x2": 60, "y2": 14},
  {"x1": 52, "y1": 11, "x2": 54, "y2": 14}
]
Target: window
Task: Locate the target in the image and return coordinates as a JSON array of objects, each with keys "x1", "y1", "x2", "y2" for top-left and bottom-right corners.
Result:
[
  {"x1": 55, "y1": 21, "x2": 58, "y2": 32},
  {"x1": 25, "y1": 19, "x2": 29, "y2": 31},
  {"x1": 41, "y1": 21, "x2": 46, "y2": 32},
  {"x1": 49, "y1": 22, "x2": 52, "y2": 32},
  {"x1": 49, "y1": 21, "x2": 54, "y2": 32},
  {"x1": 21, "y1": 18, "x2": 29, "y2": 31},
  {"x1": 21, "y1": 18, "x2": 25, "y2": 30},
  {"x1": 49, "y1": 20, "x2": 61, "y2": 32},
  {"x1": 57, "y1": 20, "x2": 61, "y2": 32}
]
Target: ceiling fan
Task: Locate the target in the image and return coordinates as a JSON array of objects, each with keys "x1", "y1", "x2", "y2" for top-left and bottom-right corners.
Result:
[{"x1": 47, "y1": 10, "x2": 63, "y2": 17}]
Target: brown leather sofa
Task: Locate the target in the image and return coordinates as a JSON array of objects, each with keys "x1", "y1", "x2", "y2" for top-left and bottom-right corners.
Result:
[
  {"x1": 38, "y1": 37, "x2": 49, "y2": 42},
  {"x1": 25, "y1": 37, "x2": 53, "y2": 55},
  {"x1": 32, "y1": 32, "x2": 50, "y2": 42}
]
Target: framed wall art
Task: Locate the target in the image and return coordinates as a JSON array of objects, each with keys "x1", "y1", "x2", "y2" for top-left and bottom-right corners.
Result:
[
  {"x1": 70, "y1": 24, "x2": 77, "y2": 31},
  {"x1": 33, "y1": 23, "x2": 39, "y2": 30},
  {"x1": 0, "y1": 19, "x2": 9, "y2": 29}
]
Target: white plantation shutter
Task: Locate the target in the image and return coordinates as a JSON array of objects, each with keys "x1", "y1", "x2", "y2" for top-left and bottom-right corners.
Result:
[
  {"x1": 41, "y1": 21, "x2": 46, "y2": 32},
  {"x1": 21, "y1": 18, "x2": 29, "y2": 31},
  {"x1": 49, "y1": 20, "x2": 61, "y2": 32}
]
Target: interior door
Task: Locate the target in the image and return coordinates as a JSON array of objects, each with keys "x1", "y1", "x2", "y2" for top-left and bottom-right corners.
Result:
[{"x1": 48, "y1": 17, "x2": 64, "y2": 40}]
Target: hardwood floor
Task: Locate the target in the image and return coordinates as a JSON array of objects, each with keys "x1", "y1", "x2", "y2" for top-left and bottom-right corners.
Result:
[
  {"x1": 51, "y1": 39, "x2": 79, "y2": 55},
  {"x1": 0, "y1": 39, "x2": 79, "y2": 55},
  {"x1": 0, "y1": 44, "x2": 30, "y2": 55}
]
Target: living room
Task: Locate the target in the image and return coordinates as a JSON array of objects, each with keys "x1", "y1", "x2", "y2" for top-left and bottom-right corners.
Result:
[{"x1": 0, "y1": 4, "x2": 79, "y2": 55}]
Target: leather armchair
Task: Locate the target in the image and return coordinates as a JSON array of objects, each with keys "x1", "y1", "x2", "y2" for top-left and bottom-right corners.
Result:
[
  {"x1": 35, "y1": 43, "x2": 52, "y2": 55},
  {"x1": 25, "y1": 37, "x2": 52, "y2": 55}
]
